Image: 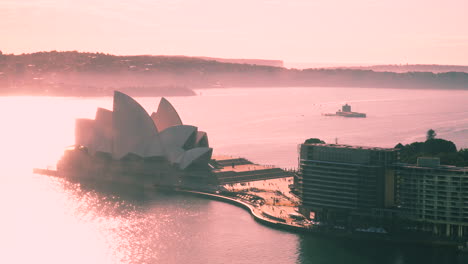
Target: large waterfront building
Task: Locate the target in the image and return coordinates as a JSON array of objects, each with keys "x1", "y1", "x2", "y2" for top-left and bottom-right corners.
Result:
[
  {"x1": 296, "y1": 142, "x2": 468, "y2": 242},
  {"x1": 397, "y1": 157, "x2": 468, "y2": 239},
  {"x1": 296, "y1": 143, "x2": 397, "y2": 226}
]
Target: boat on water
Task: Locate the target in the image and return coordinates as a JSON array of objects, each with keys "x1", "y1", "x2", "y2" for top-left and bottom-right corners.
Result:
[{"x1": 323, "y1": 104, "x2": 366, "y2": 118}]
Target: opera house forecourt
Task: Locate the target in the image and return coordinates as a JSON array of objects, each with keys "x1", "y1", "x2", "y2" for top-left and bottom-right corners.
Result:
[{"x1": 56, "y1": 91, "x2": 216, "y2": 189}]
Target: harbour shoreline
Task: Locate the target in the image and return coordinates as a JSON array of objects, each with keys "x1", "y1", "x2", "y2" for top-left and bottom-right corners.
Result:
[
  {"x1": 33, "y1": 167, "x2": 466, "y2": 252},
  {"x1": 173, "y1": 187, "x2": 466, "y2": 251}
]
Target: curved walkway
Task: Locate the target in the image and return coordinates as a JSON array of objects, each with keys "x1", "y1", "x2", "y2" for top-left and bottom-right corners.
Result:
[
  {"x1": 175, "y1": 189, "x2": 308, "y2": 233},
  {"x1": 174, "y1": 188, "x2": 465, "y2": 250}
]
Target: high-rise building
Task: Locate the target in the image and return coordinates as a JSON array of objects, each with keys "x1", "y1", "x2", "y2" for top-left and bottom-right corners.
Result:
[
  {"x1": 295, "y1": 142, "x2": 468, "y2": 243},
  {"x1": 296, "y1": 143, "x2": 397, "y2": 226}
]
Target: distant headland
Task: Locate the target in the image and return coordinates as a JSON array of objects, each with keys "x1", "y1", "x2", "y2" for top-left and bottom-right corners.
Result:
[{"x1": 0, "y1": 51, "x2": 467, "y2": 96}]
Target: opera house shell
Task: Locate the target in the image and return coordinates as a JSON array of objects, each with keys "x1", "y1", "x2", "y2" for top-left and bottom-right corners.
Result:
[{"x1": 58, "y1": 91, "x2": 214, "y2": 187}]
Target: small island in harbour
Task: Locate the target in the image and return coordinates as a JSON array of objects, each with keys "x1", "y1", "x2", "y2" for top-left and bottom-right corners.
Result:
[{"x1": 323, "y1": 104, "x2": 366, "y2": 118}]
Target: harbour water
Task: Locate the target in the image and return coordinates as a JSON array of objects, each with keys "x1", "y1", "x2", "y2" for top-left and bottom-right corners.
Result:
[{"x1": 2, "y1": 87, "x2": 468, "y2": 263}]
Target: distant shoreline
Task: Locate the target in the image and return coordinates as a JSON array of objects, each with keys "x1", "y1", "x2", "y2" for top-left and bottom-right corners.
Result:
[
  {"x1": 193, "y1": 84, "x2": 468, "y2": 90},
  {"x1": 1, "y1": 51, "x2": 467, "y2": 92},
  {"x1": 0, "y1": 85, "x2": 197, "y2": 97},
  {"x1": 2, "y1": 84, "x2": 468, "y2": 98},
  {"x1": 3, "y1": 85, "x2": 468, "y2": 98}
]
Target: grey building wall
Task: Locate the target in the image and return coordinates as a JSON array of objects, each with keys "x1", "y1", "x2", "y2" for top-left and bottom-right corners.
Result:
[{"x1": 296, "y1": 144, "x2": 397, "y2": 221}]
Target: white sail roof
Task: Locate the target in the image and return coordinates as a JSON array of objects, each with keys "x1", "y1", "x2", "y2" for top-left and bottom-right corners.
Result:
[
  {"x1": 112, "y1": 91, "x2": 162, "y2": 159},
  {"x1": 75, "y1": 118, "x2": 95, "y2": 151},
  {"x1": 159, "y1": 125, "x2": 198, "y2": 150},
  {"x1": 195, "y1": 131, "x2": 209, "y2": 147},
  {"x1": 164, "y1": 147, "x2": 185, "y2": 164},
  {"x1": 92, "y1": 108, "x2": 113, "y2": 154},
  {"x1": 73, "y1": 91, "x2": 211, "y2": 170},
  {"x1": 151, "y1": 97, "x2": 183, "y2": 131},
  {"x1": 179, "y1": 147, "x2": 213, "y2": 170}
]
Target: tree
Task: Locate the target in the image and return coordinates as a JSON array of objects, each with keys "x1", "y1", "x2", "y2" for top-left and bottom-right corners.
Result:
[
  {"x1": 397, "y1": 130, "x2": 465, "y2": 166},
  {"x1": 304, "y1": 138, "x2": 325, "y2": 144},
  {"x1": 426, "y1": 129, "x2": 436, "y2": 140},
  {"x1": 459, "y1": 149, "x2": 468, "y2": 166},
  {"x1": 394, "y1": 143, "x2": 404, "y2": 149},
  {"x1": 423, "y1": 138, "x2": 457, "y2": 154}
]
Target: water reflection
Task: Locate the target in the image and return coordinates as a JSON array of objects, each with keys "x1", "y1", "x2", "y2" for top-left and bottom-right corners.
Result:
[{"x1": 16, "y1": 175, "x2": 300, "y2": 264}]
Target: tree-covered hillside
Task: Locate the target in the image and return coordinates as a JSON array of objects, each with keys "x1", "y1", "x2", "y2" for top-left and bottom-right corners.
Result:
[{"x1": 0, "y1": 51, "x2": 467, "y2": 96}]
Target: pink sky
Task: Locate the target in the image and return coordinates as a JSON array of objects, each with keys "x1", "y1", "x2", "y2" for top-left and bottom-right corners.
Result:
[{"x1": 1, "y1": 0, "x2": 467, "y2": 65}]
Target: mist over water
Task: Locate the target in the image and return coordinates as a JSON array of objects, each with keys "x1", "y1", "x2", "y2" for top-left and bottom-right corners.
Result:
[{"x1": 2, "y1": 87, "x2": 468, "y2": 264}]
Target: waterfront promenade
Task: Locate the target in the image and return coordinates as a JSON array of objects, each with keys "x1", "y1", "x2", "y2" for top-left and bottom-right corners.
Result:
[
  {"x1": 222, "y1": 177, "x2": 305, "y2": 224},
  {"x1": 176, "y1": 179, "x2": 467, "y2": 251},
  {"x1": 176, "y1": 184, "x2": 311, "y2": 231}
]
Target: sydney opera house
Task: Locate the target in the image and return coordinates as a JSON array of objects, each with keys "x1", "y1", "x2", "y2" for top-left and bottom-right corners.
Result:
[{"x1": 57, "y1": 91, "x2": 215, "y2": 188}]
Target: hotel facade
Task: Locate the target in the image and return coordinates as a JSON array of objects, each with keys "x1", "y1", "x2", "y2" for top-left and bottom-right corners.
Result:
[
  {"x1": 296, "y1": 143, "x2": 397, "y2": 226},
  {"x1": 397, "y1": 158, "x2": 468, "y2": 238},
  {"x1": 296, "y1": 143, "x2": 468, "y2": 241}
]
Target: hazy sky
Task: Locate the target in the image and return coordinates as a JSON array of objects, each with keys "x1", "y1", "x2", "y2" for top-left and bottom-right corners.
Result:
[{"x1": 1, "y1": 0, "x2": 467, "y2": 65}]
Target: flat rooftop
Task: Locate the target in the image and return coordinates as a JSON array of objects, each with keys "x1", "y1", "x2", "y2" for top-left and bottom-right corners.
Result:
[
  {"x1": 211, "y1": 155, "x2": 274, "y2": 173},
  {"x1": 216, "y1": 163, "x2": 274, "y2": 173},
  {"x1": 396, "y1": 163, "x2": 468, "y2": 172},
  {"x1": 211, "y1": 155, "x2": 241, "y2": 161},
  {"x1": 303, "y1": 143, "x2": 397, "y2": 152}
]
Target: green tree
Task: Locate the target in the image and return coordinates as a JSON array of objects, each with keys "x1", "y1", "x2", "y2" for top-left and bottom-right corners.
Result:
[
  {"x1": 459, "y1": 149, "x2": 468, "y2": 166},
  {"x1": 426, "y1": 129, "x2": 436, "y2": 140},
  {"x1": 304, "y1": 138, "x2": 325, "y2": 144},
  {"x1": 395, "y1": 143, "x2": 404, "y2": 149},
  {"x1": 423, "y1": 138, "x2": 457, "y2": 154}
]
